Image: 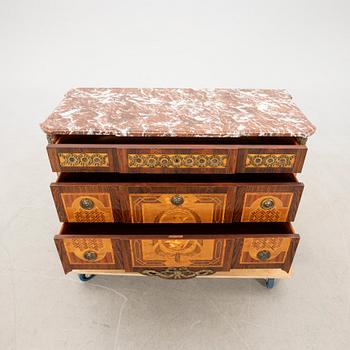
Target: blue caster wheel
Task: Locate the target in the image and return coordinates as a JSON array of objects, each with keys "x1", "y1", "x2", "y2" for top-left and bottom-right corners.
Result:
[
  {"x1": 265, "y1": 278, "x2": 275, "y2": 289},
  {"x1": 78, "y1": 274, "x2": 95, "y2": 282}
]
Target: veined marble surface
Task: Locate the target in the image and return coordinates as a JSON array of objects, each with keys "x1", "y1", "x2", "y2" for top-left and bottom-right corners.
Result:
[{"x1": 40, "y1": 88, "x2": 316, "y2": 138}]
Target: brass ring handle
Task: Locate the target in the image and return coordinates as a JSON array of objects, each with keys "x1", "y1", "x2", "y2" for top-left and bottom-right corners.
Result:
[
  {"x1": 257, "y1": 250, "x2": 271, "y2": 261},
  {"x1": 141, "y1": 267, "x2": 215, "y2": 279},
  {"x1": 83, "y1": 250, "x2": 98, "y2": 261},
  {"x1": 170, "y1": 195, "x2": 184, "y2": 206},
  {"x1": 80, "y1": 198, "x2": 95, "y2": 210},
  {"x1": 260, "y1": 198, "x2": 275, "y2": 210}
]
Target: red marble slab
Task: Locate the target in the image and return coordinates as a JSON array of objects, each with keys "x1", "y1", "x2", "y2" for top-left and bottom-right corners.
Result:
[{"x1": 40, "y1": 88, "x2": 316, "y2": 138}]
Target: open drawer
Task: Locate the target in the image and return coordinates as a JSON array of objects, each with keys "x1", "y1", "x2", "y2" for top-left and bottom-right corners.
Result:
[
  {"x1": 51, "y1": 173, "x2": 304, "y2": 223},
  {"x1": 54, "y1": 222, "x2": 300, "y2": 275},
  {"x1": 47, "y1": 135, "x2": 307, "y2": 174}
]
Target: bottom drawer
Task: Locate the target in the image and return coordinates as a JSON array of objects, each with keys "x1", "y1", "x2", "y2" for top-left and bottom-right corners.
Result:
[{"x1": 54, "y1": 223, "x2": 299, "y2": 277}]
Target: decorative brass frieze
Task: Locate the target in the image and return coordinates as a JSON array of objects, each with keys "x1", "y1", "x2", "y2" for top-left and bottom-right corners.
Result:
[
  {"x1": 241, "y1": 193, "x2": 293, "y2": 222},
  {"x1": 245, "y1": 153, "x2": 295, "y2": 168},
  {"x1": 130, "y1": 238, "x2": 227, "y2": 268},
  {"x1": 128, "y1": 153, "x2": 227, "y2": 168},
  {"x1": 58, "y1": 152, "x2": 109, "y2": 167},
  {"x1": 64, "y1": 238, "x2": 115, "y2": 265},
  {"x1": 240, "y1": 237, "x2": 291, "y2": 264},
  {"x1": 129, "y1": 193, "x2": 227, "y2": 223},
  {"x1": 141, "y1": 267, "x2": 215, "y2": 279}
]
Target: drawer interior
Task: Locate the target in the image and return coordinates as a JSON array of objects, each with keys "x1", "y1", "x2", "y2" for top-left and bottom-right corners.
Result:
[
  {"x1": 56, "y1": 172, "x2": 299, "y2": 184},
  {"x1": 55, "y1": 135, "x2": 302, "y2": 146},
  {"x1": 58, "y1": 222, "x2": 296, "y2": 237}
]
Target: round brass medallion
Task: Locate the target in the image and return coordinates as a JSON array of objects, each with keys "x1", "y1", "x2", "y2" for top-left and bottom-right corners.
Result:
[
  {"x1": 83, "y1": 250, "x2": 98, "y2": 261},
  {"x1": 80, "y1": 198, "x2": 95, "y2": 210},
  {"x1": 260, "y1": 198, "x2": 275, "y2": 210},
  {"x1": 257, "y1": 250, "x2": 271, "y2": 261}
]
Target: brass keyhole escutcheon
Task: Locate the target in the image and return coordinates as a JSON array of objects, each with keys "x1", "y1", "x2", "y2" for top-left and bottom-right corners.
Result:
[
  {"x1": 260, "y1": 198, "x2": 275, "y2": 210},
  {"x1": 170, "y1": 195, "x2": 184, "y2": 206},
  {"x1": 257, "y1": 250, "x2": 271, "y2": 261},
  {"x1": 80, "y1": 198, "x2": 95, "y2": 210},
  {"x1": 83, "y1": 250, "x2": 97, "y2": 261}
]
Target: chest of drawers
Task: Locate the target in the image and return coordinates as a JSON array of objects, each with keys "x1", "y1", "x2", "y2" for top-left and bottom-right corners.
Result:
[{"x1": 41, "y1": 88, "x2": 315, "y2": 287}]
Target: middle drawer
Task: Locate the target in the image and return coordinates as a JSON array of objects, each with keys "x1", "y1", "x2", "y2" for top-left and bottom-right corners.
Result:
[{"x1": 51, "y1": 173, "x2": 303, "y2": 224}]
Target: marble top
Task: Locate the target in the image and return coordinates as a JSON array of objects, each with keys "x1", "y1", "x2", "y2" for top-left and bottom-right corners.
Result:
[{"x1": 40, "y1": 88, "x2": 316, "y2": 138}]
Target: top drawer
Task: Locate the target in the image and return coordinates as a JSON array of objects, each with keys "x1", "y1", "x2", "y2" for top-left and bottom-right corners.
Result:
[{"x1": 47, "y1": 135, "x2": 307, "y2": 174}]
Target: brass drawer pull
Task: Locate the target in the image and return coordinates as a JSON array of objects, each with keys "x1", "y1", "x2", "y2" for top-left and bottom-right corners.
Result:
[
  {"x1": 80, "y1": 198, "x2": 95, "y2": 210},
  {"x1": 83, "y1": 250, "x2": 98, "y2": 261},
  {"x1": 260, "y1": 198, "x2": 275, "y2": 210},
  {"x1": 141, "y1": 267, "x2": 215, "y2": 279},
  {"x1": 257, "y1": 250, "x2": 271, "y2": 261},
  {"x1": 170, "y1": 195, "x2": 184, "y2": 206}
]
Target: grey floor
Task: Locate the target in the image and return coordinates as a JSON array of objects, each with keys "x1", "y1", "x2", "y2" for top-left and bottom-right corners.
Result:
[{"x1": 1, "y1": 1, "x2": 349, "y2": 349}]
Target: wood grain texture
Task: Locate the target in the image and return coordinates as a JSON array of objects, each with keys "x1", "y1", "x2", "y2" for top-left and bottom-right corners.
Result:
[
  {"x1": 232, "y1": 235, "x2": 299, "y2": 272},
  {"x1": 54, "y1": 222, "x2": 299, "y2": 274},
  {"x1": 236, "y1": 145, "x2": 307, "y2": 173},
  {"x1": 70, "y1": 268, "x2": 292, "y2": 279},
  {"x1": 241, "y1": 192, "x2": 294, "y2": 222},
  {"x1": 47, "y1": 136, "x2": 307, "y2": 174},
  {"x1": 61, "y1": 192, "x2": 114, "y2": 222},
  {"x1": 129, "y1": 193, "x2": 227, "y2": 223},
  {"x1": 50, "y1": 175, "x2": 303, "y2": 223},
  {"x1": 128, "y1": 238, "x2": 230, "y2": 270},
  {"x1": 54, "y1": 228, "x2": 123, "y2": 273}
]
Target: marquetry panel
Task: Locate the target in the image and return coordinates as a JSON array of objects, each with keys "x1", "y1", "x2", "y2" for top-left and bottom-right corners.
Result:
[
  {"x1": 63, "y1": 238, "x2": 115, "y2": 265},
  {"x1": 245, "y1": 153, "x2": 295, "y2": 168},
  {"x1": 130, "y1": 238, "x2": 227, "y2": 268},
  {"x1": 240, "y1": 237, "x2": 291, "y2": 264},
  {"x1": 128, "y1": 153, "x2": 227, "y2": 168},
  {"x1": 58, "y1": 152, "x2": 109, "y2": 167},
  {"x1": 241, "y1": 193, "x2": 293, "y2": 222},
  {"x1": 129, "y1": 193, "x2": 227, "y2": 223},
  {"x1": 61, "y1": 193, "x2": 114, "y2": 222}
]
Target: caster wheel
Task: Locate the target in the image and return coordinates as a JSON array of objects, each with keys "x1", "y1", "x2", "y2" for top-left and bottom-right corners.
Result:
[
  {"x1": 78, "y1": 274, "x2": 95, "y2": 282},
  {"x1": 265, "y1": 278, "x2": 275, "y2": 289}
]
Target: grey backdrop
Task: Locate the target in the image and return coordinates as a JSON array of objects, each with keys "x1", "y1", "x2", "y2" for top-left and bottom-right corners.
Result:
[{"x1": 0, "y1": 1, "x2": 349, "y2": 349}]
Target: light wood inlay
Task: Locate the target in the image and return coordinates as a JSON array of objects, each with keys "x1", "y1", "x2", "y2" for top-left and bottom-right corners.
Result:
[
  {"x1": 240, "y1": 237, "x2": 291, "y2": 264},
  {"x1": 128, "y1": 153, "x2": 227, "y2": 168},
  {"x1": 71, "y1": 268, "x2": 292, "y2": 279},
  {"x1": 61, "y1": 193, "x2": 114, "y2": 222},
  {"x1": 129, "y1": 193, "x2": 227, "y2": 223},
  {"x1": 130, "y1": 238, "x2": 227, "y2": 268},
  {"x1": 245, "y1": 153, "x2": 296, "y2": 168},
  {"x1": 58, "y1": 152, "x2": 109, "y2": 167},
  {"x1": 64, "y1": 238, "x2": 115, "y2": 264},
  {"x1": 241, "y1": 192, "x2": 293, "y2": 222}
]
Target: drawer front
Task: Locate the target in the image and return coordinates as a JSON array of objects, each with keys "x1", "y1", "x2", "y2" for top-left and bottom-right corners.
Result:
[
  {"x1": 128, "y1": 192, "x2": 228, "y2": 223},
  {"x1": 47, "y1": 143, "x2": 306, "y2": 173},
  {"x1": 241, "y1": 192, "x2": 294, "y2": 222},
  {"x1": 234, "y1": 185, "x2": 303, "y2": 222},
  {"x1": 55, "y1": 234, "x2": 233, "y2": 274},
  {"x1": 60, "y1": 192, "x2": 114, "y2": 222},
  {"x1": 236, "y1": 147, "x2": 307, "y2": 173},
  {"x1": 232, "y1": 235, "x2": 299, "y2": 272},
  {"x1": 54, "y1": 228, "x2": 299, "y2": 275},
  {"x1": 54, "y1": 237, "x2": 123, "y2": 273},
  {"x1": 125, "y1": 149, "x2": 233, "y2": 173},
  {"x1": 51, "y1": 182, "x2": 303, "y2": 223},
  {"x1": 47, "y1": 146, "x2": 115, "y2": 172}
]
